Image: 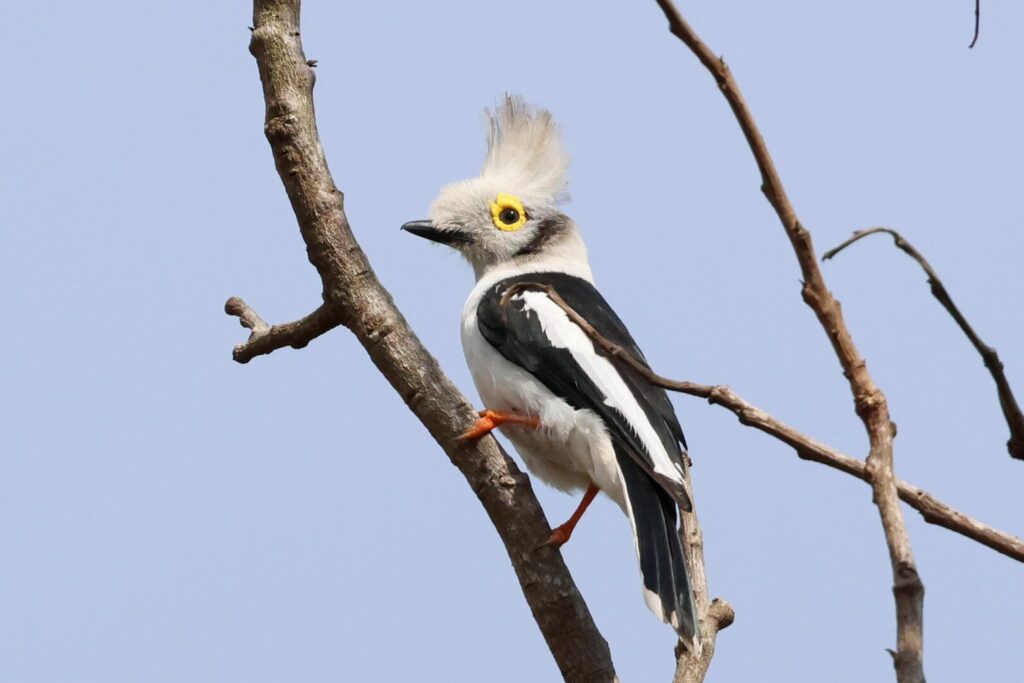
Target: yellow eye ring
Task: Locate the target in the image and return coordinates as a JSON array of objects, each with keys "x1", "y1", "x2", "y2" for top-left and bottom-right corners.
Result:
[{"x1": 490, "y1": 193, "x2": 527, "y2": 232}]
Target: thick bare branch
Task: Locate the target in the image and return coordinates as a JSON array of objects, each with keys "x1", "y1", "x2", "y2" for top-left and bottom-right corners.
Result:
[
  {"x1": 510, "y1": 282, "x2": 1024, "y2": 563},
  {"x1": 660, "y1": 4, "x2": 925, "y2": 677},
  {"x1": 231, "y1": 3, "x2": 615, "y2": 680},
  {"x1": 823, "y1": 227, "x2": 1024, "y2": 462}
]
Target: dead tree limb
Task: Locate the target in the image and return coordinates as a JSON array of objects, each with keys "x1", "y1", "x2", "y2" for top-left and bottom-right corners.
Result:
[
  {"x1": 823, "y1": 227, "x2": 1024, "y2": 462},
  {"x1": 226, "y1": 297, "x2": 344, "y2": 362},
  {"x1": 652, "y1": 2, "x2": 925, "y2": 680},
  {"x1": 228, "y1": 2, "x2": 615, "y2": 680}
]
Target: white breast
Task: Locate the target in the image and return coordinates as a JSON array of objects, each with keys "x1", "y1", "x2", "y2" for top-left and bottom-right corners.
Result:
[
  {"x1": 460, "y1": 285, "x2": 577, "y2": 443},
  {"x1": 459, "y1": 269, "x2": 627, "y2": 509}
]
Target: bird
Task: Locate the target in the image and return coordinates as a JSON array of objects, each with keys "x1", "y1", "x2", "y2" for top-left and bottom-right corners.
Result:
[{"x1": 402, "y1": 95, "x2": 699, "y2": 653}]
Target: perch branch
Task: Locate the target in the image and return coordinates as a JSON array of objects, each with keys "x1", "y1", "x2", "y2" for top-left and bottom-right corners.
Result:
[
  {"x1": 230, "y1": 2, "x2": 616, "y2": 680},
  {"x1": 675, "y1": 467, "x2": 735, "y2": 683},
  {"x1": 657, "y1": 2, "x2": 927, "y2": 678},
  {"x1": 823, "y1": 227, "x2": 1024, "y2": 462},
  {"x1": 506, "y1": 282, "x2": 1024, "y2": 564}
]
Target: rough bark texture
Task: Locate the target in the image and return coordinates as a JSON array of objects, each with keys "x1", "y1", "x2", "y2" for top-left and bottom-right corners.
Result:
[
  {"x1": 824, "y1": 228, "x2": 1024, "y2": 462},
  {"x1": 674, "y1": 480, "x2": 735, "y2": 683},
  {"x1": 653, "y1": 2, "x2": 926, "y2": 680},
  {"x1": 232, "y1": 3, "x2": 616, "y2": 680}
]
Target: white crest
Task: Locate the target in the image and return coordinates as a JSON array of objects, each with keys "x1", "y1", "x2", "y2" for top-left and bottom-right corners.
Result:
[{"x1": 481, "y1": 95, "x2": 570, "y2": 207}]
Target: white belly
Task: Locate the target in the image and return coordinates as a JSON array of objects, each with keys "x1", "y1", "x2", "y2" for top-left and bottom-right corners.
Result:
[{"x1": 461, "y1": 299, "x2": 627, "y2": 511}]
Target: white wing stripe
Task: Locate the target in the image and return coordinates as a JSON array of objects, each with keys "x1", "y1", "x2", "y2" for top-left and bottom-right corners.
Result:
[{"x1": 519, "y1": 292, "x2": 683, "y2": 485}]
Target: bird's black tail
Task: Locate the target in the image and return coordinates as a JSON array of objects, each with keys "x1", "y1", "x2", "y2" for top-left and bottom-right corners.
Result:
[{"x1": 617, "y1": 449, "x2": 700, "y2": 654}]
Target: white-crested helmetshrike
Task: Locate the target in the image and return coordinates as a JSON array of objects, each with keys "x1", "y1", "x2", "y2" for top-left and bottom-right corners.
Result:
[{"x1": 403, "y1": 95, "x2": 699, "y2": 652}]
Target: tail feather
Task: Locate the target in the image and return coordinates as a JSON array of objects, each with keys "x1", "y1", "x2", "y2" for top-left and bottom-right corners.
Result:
[{"x1": 617, "y1": 448, "x2": 700, "y2": 654}]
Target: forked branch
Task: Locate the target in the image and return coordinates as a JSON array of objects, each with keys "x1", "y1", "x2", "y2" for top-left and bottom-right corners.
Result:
[
  {"x1": 824, "y1": 228, "x2": 1024, "y2": 462},
  {"x1": 225, "y1": 297, "x2": 344, "y2": 363}
]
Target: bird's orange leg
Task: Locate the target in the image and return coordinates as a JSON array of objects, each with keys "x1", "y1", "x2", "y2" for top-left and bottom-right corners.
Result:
[
  {"x1": 458, "y1": 409, "x2": 540, "y2": 441},
  {"x1": 546, "y1": 485, "x2": 600, "y2": 549}
]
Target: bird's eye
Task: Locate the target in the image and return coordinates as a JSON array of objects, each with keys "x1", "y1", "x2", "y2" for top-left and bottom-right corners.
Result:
[
  {"x1": 490, "y1": 193, "x2": 527, "y2": 232},
  {"x1": 499, "y1": 207, "x2": 520, "y2": 225}
]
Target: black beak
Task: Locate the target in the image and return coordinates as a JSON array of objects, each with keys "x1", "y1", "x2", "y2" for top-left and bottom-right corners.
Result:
[{"x1": 401, "y1": 220, "x2": 472, "y2": 246}]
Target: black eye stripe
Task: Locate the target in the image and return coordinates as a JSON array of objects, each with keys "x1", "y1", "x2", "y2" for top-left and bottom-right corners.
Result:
[{"x1": 513, "y1": 216, "x2": 567, "y2": 257}]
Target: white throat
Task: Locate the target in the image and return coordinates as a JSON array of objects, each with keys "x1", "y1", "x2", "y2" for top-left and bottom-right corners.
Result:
[{"x1": 471, "y1": 222, "x2": 594, "y2": 284}]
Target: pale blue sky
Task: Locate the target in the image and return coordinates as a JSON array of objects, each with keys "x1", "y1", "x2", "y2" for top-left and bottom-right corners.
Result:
[{"x1": 2, "y1": 2, "x2": 1022, "y2": 681}]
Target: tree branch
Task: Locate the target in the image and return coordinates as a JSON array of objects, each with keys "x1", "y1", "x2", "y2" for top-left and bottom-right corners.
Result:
[
  {"x1": 230, "y1": 3, "x2": 616, "y2": 680},
  {"x1": 653, "y1": 2, "x2": 925, "y2": 679},
  {"x1": 225, "y1": 297, "x2": 344, "y2": 363},
  {"x1": 675, "y1": 470, "x2": 735, "y2": 683},
  {"x1": 507, "y1": 282, "x2": 1024, "y2": 564},
  {"x1": 823, "y1": 227, "x2": 1024, "y2": 462}
]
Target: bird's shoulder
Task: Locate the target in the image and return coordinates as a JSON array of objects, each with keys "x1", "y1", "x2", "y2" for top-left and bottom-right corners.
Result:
[{"x1": 476, "y1": 272, "x2": 639, "y2": 359}]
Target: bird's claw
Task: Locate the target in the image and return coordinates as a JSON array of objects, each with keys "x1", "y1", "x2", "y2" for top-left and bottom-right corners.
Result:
[
  {"x1": 457, "y1": 409, "x2": 540, "y2": 441},
  {"x1": 545, "y1": 526, "x2": 572, "y2": 550},
  {"x1": 458, "y1": 412, "x2": 500, "y2": 441}
]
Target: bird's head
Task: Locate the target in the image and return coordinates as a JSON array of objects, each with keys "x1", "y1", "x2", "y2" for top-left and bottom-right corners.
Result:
[{"x1": 403, "y1": 95, "x2": 585, "y2": 279}]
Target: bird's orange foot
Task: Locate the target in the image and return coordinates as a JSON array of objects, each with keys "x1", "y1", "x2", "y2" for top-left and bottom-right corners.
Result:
[
  {"x1": 458, "y1": 409, "x2": 540, "y2": 441},
  {"x1": 545, "y1": 524, "x2": 574, "y2": 549},
  {"x1": 544, "y1": 485, "x2": 599, "y2": 550}
]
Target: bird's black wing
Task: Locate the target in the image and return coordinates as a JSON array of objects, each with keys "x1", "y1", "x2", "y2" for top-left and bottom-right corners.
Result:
[
  {"x1": 476, "y1": 271, "x2": 690, "y2": 509},
  {"x1": 477, "y1": 271, "x2": 698, "y2": 643}
]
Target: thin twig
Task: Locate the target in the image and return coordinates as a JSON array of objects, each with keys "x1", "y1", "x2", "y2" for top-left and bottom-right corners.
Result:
[
  {"x1": 969, "y1": 0, "x2": 981, "y2": 49},
  {"x1": 824, "y1": 228, "x2": 1024, "y2": 461},
  {"x1": 505, "y1": 282, "x2": 1024, "y2": 564},
  {"x1": 232, "y1": 3, "x2": 616, "y2": 680}
]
